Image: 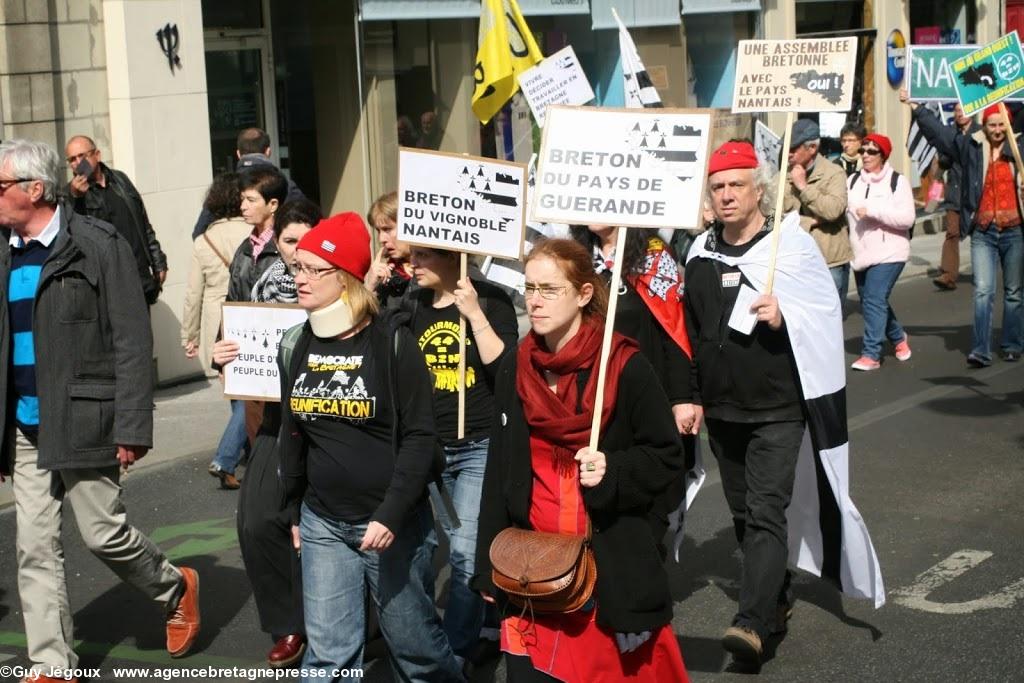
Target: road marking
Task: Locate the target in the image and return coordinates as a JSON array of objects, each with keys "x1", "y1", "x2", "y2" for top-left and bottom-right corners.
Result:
[
  {"x1": 149, "y1": 518, "x2": 238, "y2": 561},
  {"x1": 891, "y1": 549, "x2": 1024, "y2": 614}
]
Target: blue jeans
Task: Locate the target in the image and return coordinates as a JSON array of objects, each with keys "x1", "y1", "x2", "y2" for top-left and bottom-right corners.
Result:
[
  {"x1": 299, "y1": 502, "x2": 463, "y2": 683},
  {"x1": 831, "y1": 263, "x2": 850, "y2": 316},
  {"x1": 211, "y1": 399, "x2": 247, "y2": 474},
  {"x1": 970, "y1": 226, "x2": 1024, "y2": 361},
  {"x1": 854, "y1": 262, "x2": 905, "y2": 361},
  {"x1": 436, "y1": 439, "x2": 489, "y2": 659}
]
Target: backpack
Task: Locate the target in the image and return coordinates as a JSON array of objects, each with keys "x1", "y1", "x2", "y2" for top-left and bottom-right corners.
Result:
[
  {"x1": 849, "y1": 169, "x2": 913, "y2": 239},
  {"x1": 278, "y1": 314, "x2": 460, "y2": 527}
]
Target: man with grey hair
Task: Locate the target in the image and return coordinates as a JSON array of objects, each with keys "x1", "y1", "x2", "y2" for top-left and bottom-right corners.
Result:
[
  {"x1": 684, "y1": 140, "x2": 830, "y2": 669},
  {"x1": 0, "y1": 140, "x2": 200, "y2": 682},
  {"x1": 783, "y1": 119, "x2": 852, "y2": 311}
]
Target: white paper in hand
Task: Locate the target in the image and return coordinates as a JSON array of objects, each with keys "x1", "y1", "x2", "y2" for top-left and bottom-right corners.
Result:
[{"x1": 728, "y1": 284, "x2": 760, "y2": 335}]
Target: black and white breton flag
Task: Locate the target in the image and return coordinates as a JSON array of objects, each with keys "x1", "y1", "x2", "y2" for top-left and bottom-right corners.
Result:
[
  {"x1": 686, "y1": 213, "x2": 886, "y2": 608},
  {"x1": 907, "y1": 119, "x2": 937, "y2": 177},
  {"x1": 615, "y1": 13, "x2": 661, "y2": 109}
]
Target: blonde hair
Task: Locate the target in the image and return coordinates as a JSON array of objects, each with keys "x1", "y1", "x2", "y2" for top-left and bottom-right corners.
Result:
[
  {"x1": 367, "y1": 191, "x2": 398, "y2": 227},
  {"x1": 339, "y1": 269, "x2": 380, "y2": 322}
]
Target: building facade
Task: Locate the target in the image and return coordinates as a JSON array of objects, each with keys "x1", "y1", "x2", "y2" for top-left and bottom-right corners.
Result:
[{"x1": 0, "y1": 0, "x2": 1003, "y2": 382}]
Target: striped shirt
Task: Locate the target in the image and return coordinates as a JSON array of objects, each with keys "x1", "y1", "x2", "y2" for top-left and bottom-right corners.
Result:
[{"x1": 8, "y1": 207, "x2": 61, "y2": 436}]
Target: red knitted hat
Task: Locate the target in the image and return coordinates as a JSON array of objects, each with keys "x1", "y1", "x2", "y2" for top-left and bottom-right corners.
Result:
[
  {"x1": 862, "y1": 133, "x2": 892, "y2": 160},
  {"x1": 708, "y1": 141, "x2": 759, "y2": 175},
  {"x1": 296, "y1": 212, "x2": 371, "y2": 281},
  {"x1": 982, "y1": 104, "x2": 1004, "y2": 122}
]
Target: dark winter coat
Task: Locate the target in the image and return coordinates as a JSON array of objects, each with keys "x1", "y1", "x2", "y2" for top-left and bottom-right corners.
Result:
[{"x1": 0, "y1": 206, "x2": 153, "y2": 473}]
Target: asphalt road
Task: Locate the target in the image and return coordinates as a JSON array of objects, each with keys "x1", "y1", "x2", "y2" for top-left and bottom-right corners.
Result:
[{"x1": 0, "y1": 271, "x2": 1021, "y2": 682}]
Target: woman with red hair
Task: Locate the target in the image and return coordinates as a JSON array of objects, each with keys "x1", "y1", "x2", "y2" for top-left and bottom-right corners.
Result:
[{"x1": 473, "y1": 238, "x2": 689, "y2": 682}]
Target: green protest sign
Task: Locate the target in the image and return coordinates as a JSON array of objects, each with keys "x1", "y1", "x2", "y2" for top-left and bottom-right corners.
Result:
[{"x1": 951, "y1": 33, "x2": 1024, "y2": 115}]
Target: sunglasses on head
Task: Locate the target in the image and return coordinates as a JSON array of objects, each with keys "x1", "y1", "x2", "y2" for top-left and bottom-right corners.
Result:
[{"x1": 858, "y1": 147, "x2": 882, "y2": 156}]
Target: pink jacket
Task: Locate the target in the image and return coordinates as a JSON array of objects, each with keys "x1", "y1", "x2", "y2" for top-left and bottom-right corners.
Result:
[{"x1": 845, "y1": 163, "x2": 916, "y2": 271}]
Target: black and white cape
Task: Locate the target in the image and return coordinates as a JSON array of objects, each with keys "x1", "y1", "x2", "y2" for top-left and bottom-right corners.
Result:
[{"x1": 686, "y1": 212, "x2": 886, "y2": 608}]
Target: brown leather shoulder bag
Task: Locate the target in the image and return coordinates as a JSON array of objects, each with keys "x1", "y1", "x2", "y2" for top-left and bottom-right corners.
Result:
[{"x1": 489, "y1": 526, "x2": 597, "y2": 613}]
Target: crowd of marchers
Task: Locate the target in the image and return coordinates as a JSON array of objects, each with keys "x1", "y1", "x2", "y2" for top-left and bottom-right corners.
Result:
[{"x1": 6, "y1": 101, "x2": 1015, "y2": 681}]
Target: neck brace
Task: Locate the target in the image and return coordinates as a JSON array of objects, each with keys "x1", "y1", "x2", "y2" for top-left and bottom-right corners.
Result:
[{"x1": 309, "y1": 296, "x2": 355, "y2": 338}]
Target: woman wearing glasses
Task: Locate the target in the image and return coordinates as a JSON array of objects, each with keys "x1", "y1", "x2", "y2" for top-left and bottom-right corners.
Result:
[
  {"x1": 212, "y1": 198, "x2": 322, "y2": 668},
  {"x1": 278, "y1": 214, "x2": 463, "y2": 683},
  {"x1": 473, "y1": 238, "x2": 689, "y2": 682},
  {"x1": 845, "y1": 133, "x2": 916, "y2": 371},
  {"x1": 403, "y1": 246, "x2": 518, "y2": 667}
]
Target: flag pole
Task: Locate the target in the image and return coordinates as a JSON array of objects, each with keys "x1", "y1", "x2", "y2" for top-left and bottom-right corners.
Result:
[
  {"x1": 589, "y1": 226, "x2": 628, "y2": 450},
  {"x1": 457, "y1": 252, "x2": 468, "y2": 440},
  {"x1": 765, "y1": 111, "x2": 795, "y2": 296}
]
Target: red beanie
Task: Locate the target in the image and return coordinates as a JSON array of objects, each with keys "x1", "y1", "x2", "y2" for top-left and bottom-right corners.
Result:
[
  {"x1": 983, "y1": 104, "x2": 1004, "y2": 122},
  {"x1": 863, "y1": 133, "x2": 892, "y2": 160},
  {"x1": 296, "y1": 212, "x2": 371, "y2": 281},
  {"x1": 708, "y1": 141, "x2": 759, "y2": 175}
]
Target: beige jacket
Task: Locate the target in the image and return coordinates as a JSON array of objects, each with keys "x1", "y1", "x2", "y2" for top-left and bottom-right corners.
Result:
[
  {"x1": 784, "y1": 154, "x2": 853, "y2": 267},
  {"x1": 181, "y1": 217, "x2": 251, "y2": 375}
]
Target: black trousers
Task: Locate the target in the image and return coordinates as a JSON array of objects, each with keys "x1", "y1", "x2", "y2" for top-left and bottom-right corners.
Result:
[
  {"x1": 706, "y1": 418, "x2": 804, "y2": 641},
  {"x1": 237, "y1": 408, "x2": 305, "y2": 639},
  {"x1": 505, "y1": 653, "x2": 559, "y2": 682}
]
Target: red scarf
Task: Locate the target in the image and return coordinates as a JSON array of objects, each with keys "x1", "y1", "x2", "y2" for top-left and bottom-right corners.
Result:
[{"x1": 516, "y1": 320, "x2": 638, "y2": 465}]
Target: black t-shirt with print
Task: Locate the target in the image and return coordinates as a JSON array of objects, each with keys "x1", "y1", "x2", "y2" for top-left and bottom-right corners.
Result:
[
  {"x1": 412, "y1": 302, "x2": 496, "y2": 441},
  {"x1": 289, "y1": 329, "x2": 393, "y2": 523}
]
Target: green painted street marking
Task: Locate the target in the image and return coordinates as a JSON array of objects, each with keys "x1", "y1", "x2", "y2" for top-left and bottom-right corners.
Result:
[
  {"x1": 149, "y1": 518, "x2": 238, "y2": 561},
  {"x1": 0, "y1": 631, "x2": 253, "y2": 668}
]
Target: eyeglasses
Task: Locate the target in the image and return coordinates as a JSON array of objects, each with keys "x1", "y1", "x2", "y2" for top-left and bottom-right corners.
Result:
[
  {"x1": 66, "y1": 149, "x2": 96, "y2": 165},
  {"x1": 523, "y1": 284, "x2": 569, "y2": 301},
  {"x1": 288, "y1": 262, "x2": 338, "y2": 281},
  {"x1": 858, "y1": 147, "x2": 882, "y2": 156},
  {"x1": 0, "y1": 178, "x2": 35, "y2": 193}
]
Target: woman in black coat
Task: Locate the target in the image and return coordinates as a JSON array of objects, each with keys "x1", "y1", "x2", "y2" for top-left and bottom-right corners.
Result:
[{"x1": 471, "y1": 238, "x2": 690, "y2": 683}]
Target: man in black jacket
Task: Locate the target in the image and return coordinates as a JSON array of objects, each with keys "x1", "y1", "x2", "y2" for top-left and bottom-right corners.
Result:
[
  {"x1": 684, "y1": 141, "x2": 805, "y2": 667},
  {"x1": 0, "y1": 140, "x2": 200, "y2": 681},
  {"x1": 64, "y1": 135, "x2": 167, "y2": 305}
]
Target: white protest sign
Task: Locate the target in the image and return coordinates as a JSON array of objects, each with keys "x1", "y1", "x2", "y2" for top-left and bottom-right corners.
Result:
[
  {"x1": 732, "y1": 38, "x2": 858, "y2": 113},
  {"x1": 517, "y1": 45, "x2": 596, "y2": 127},
  {"x1": 532, "y1": 106, "x2": 713, "y2": 229},
  {"x1": 754, "y1": 120, "x2": 781, "y2": 167},
  {"x1": 398, "y1": 148, "x2": 527, "y2": 259},
  {"x1": 222, "y1": 302, "x2": 308, "y2": 401}
]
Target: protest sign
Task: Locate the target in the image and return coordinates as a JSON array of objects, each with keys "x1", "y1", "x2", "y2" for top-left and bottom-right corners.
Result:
[
  {"x1": 907, "y1": 45, "x2": 975, "y2": 101},
  {"x1": 397, "y1": 148, "x2": 527, "y2": 260},
  {"x1": 532, "y1": 106, "x2": 713, "y2": 229},
  {"x1": 221, "y1": 303, "x2": 308, "y2": 401},
  {"x1": 732, "y1": 38, "x2": 858, "y2": 113},
  {"x1": 754, "y1": 120, "x2": 782, "y2": 167},
  {"x1": 517, "y1": 45, "x2": 595, "y2": 127},
  {"x1": 951, "y1": 33, "x2": 1024, "y2": 116}
]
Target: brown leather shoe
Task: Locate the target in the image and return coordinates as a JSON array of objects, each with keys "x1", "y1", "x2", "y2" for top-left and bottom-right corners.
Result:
[
  {"x1": 932, "y1": 275, "x2": 957, "y2": 290},
  {"x1": 722, "y1": 625, "x2": 763, "y2": 664},
  {"x1": 208, "y1": 464, "x2": 241, "y2": 490},
  {"x1": 167, "y1": 566, "x2": 201, "y2": 657},
  {"x1": 268, "y1": 634, "x2": 307, "y2": 668}
]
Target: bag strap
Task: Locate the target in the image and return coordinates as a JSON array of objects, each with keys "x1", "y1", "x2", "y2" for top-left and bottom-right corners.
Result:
[
  {"x1": 890, "y1": 170, "x2": 900, "y2": 193},
  {"x1": 203, "y1": 232, "x2": 231, "y2": 268},
  {"x1": 278, "y1": 323, "x2": 305, "y2": 386}
]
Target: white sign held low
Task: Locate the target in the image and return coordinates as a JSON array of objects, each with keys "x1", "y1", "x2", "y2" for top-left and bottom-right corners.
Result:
[
  {"x1": 532, "y1": 106, "x2": 713, "y2": 229},
  {"x1": 517, "y1": 45, "x2": 595, "y2": 127},
  {"x1": 222, "y1": 302, "x2": 309, "y2": 401},
  {"x1": 398, "y1": 148, "x2": 527, "y2": 260},
  {"x1": 732, "y1": 38, "x2": 858, "y2": 113}
]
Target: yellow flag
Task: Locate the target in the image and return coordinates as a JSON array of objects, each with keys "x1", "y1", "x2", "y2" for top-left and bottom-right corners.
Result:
[{"x1": 472, "y1": 0, "x2": 543, "y2": 124}]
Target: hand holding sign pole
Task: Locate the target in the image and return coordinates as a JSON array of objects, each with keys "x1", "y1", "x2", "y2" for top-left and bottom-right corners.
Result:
[{"x1": 398, "y1": 148, "x2": 527, "y2": 439}]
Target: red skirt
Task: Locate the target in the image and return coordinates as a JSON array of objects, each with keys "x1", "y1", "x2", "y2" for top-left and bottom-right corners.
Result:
[{"x1": 501, "y1": 608, "x2": 689, "y2": 683}]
